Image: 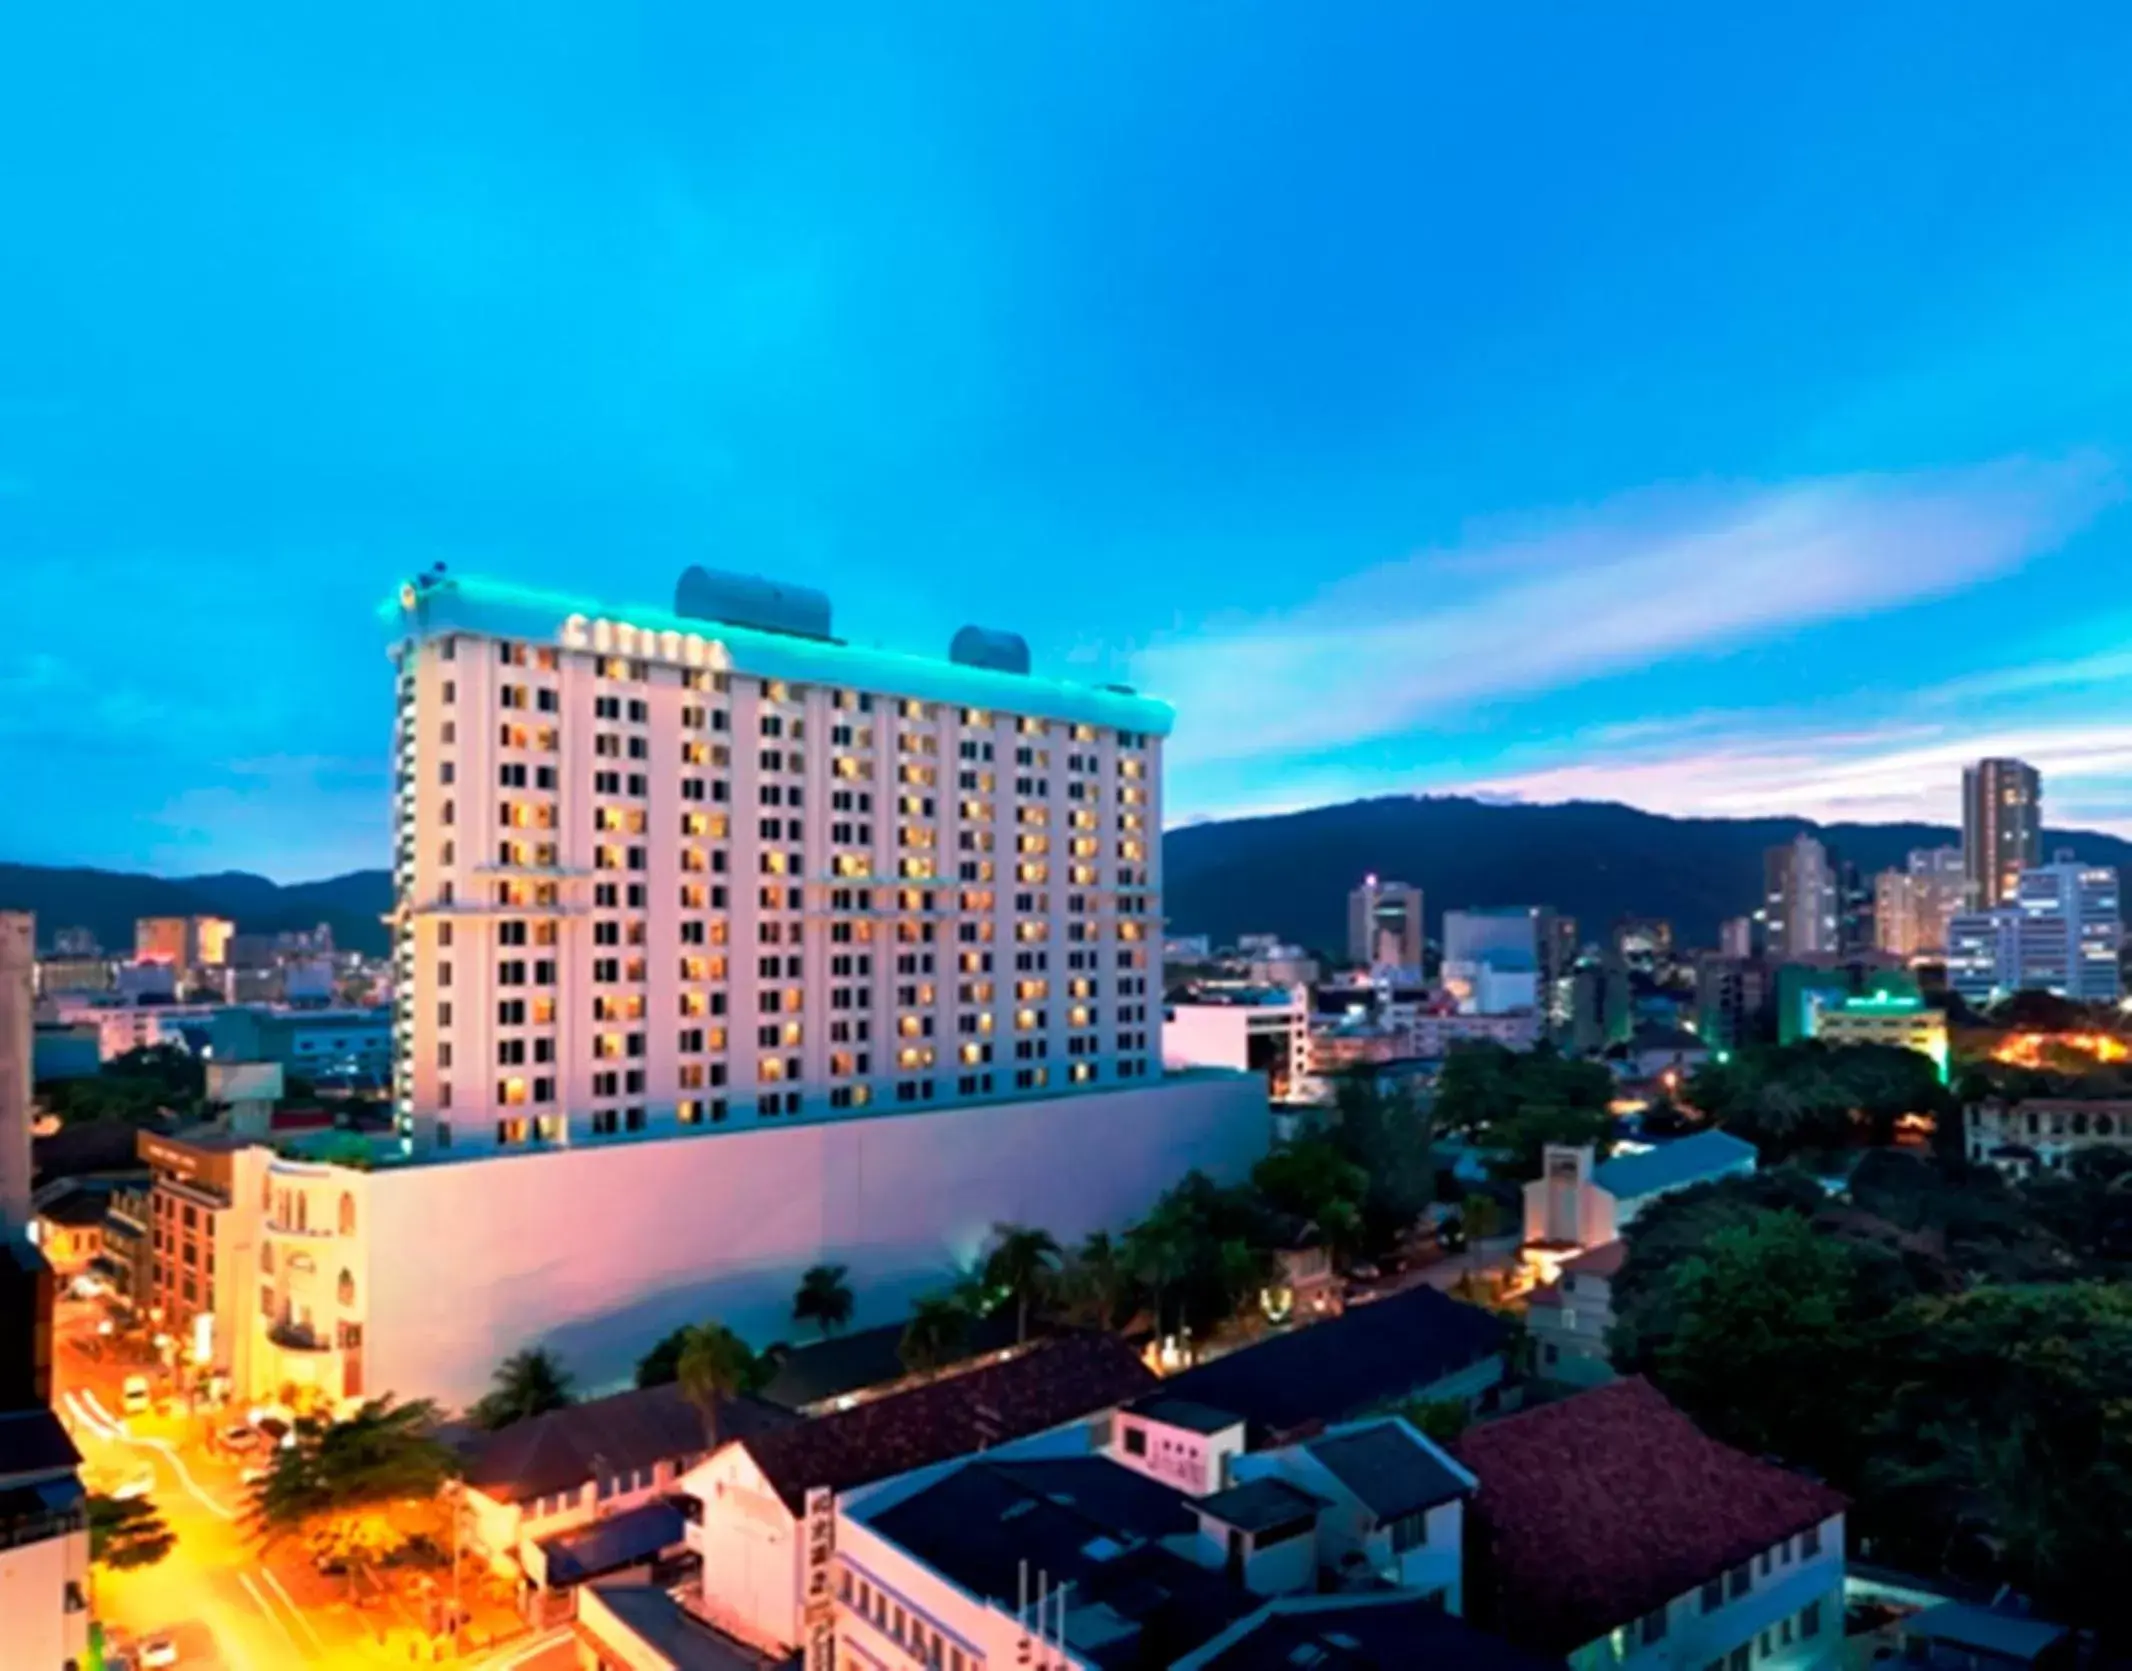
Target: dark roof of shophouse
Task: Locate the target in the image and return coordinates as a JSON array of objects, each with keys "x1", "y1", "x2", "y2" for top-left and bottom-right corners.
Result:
[
  {"x1": 583, "y1": 1584, "x2": 780, "y2": 1671},
  {"x1": 1144, "y1": 1286, "x2": 1506, "y2": 1442},
  {"x1": 1131, "y1": 1397, "x2": 1244, "y2": 1436},
  {"x1": 755, "y1": 1308, "x2": 1021, "y2": 1412},
  {"x1": 35, "y1": 1187, "x2": 113, "y2": 1228},
  {"x1": 1453, "y1": 1378, "x2": 1846, "y2": 1655},
  {"x1": 740, "y1": 1332, "x2": 1156, "y2": 1514},
  {"x1": 462, "y1": 1382, "x2": 794, "y2": 1504},
  {"x1": 1304, "y1": 1421, "x2": 1471, "y2": 1521},
  {"x1": 1192, "y1": 1476, "x2": 1324, "y2": 1536},
  {"x1": 867, "y1": 1457, "x2": 1256, "y2": 1671},
  {"x1": 1188, "y1": 1595, "x2": 1565, "y2": 1671}
]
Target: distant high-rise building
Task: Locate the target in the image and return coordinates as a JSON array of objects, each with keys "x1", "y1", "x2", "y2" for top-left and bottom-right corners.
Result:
[
  {"x1": 134, "y1": 914, "x2": 235, "y2": 969},
  {"x1": 1946, "y1": 855, "x2": 2122, "y2": 1006},
  {"x1": 1874, "y1": 847, "x2": 1966, "y2": 959},
  {"x1": 1763, "y1": 833, "x2": 1839, "y2": 958},
  {"x1": 1962, "y1": 758, "x2": 2042, "y2": 910},
  {"x1": 49, "y1": 926, "x2": 99, "y2": 958},
  {"x1": 0, "y1": 913, "x2": 31, "y2": 1242},
  {"x1": 1717, "y1": 916, "x2": 1756, "y2": 959},
  {"x1": 1347, "y1": 876, "x2": 1423, "y2": 971},
  {"x1": 1569, "y1": 950, "x2": 1633, "y2": 1053},
  {"x1": 1694, "y1": 954, "x2": 1770, "y2": 1052},
  {"x1": 1441, "y1": 907, "x2": 1541, "y2": 1014},
  {"x1": 1612, "y1": 917, "x2": 1673, "y2": 961},
  {"x1": 1837, "y1": 859, "x2": 1876, "y2": 955}
]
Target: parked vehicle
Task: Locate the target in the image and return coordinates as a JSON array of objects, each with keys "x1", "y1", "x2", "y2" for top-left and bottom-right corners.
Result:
[
  {"x1": 139, "y1": 1635, "x2": 179, "y2": 1668},
  {"x1": 111, "y1": 1465, "x2": 156, "y2": 1501},
  {"x1": 121, "y1": 1375, "x2": 152, "y2": 1416}
]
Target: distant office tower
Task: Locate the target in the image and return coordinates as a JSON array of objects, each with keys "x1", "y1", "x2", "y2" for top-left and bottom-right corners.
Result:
[
  {"x1": 1874, "y1": 847, "x2": 1966, "y2": 959},
  {"x1": 1946, "y1": 856, "x2": 2121, "y2": 1006},
  {"x1": 1963, "y1": 758, "x2": 2042, "y2": 909},
  {"x1": 2016, "y1": 857, "x2": 2122, "y2": 1002},
  {"x1": 0, "y1": 910, "x2": 56, "y2": 1412},
  {"x1": 1762, "y1": 833, "x2": 1838, "y2": 958},
  {"x1": 1837, "y1": 859, "x2": 1876, "y2": 955},
  {"x1": 1717, "y1": 916, "x2": 1756, "y2": 959},
  {"x1": 0, "y1": 913, "x2": 30, "y2": 1241},
  {"x1": 1570, "y1": 950, "x2": 1633, "y2": 1053},
  {"x1": 1612, "y1": 917, "x2": 1672, "y2": 961},
  {"x1": 1694, "y1": 953, "x2": 1770, "y2": 1052},
  {"x1": 1347, "y1": 876, "x2": 1423, "y2": 971},
  {"x1": 1440, "y1": 907, "x2": 1541, "y2": 1013},
  {"x1": 134, "y1": 913, "x2": 235, "y2": 969},
  {"x1": 50, "y1": 926, "x2": 99, "y2": 958},
  {"x1": 385, "y1": 565, "x2": 1167, "y2": 1156}
]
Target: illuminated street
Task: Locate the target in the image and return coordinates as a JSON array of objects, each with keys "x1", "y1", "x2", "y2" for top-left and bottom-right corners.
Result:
[{"x1": 51, "y1": 1296, "x2": 567, "y2": 1669}]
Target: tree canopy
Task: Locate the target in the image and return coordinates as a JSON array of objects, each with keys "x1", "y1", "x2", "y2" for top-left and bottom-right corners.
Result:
[
  {"x1": 1688, "y1": 1041, "x2": 1952, "y2": 1160},
  {"x1": 88, "y1": 1493, "x2": 175, "y2": 1569}
]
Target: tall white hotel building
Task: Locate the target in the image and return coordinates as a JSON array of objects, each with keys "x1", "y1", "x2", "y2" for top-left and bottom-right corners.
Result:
[
  {"x1": 236, "y1": 566, "x2": 1266, "y2": 1408},
  {"x1": 388, "y1": 564, "x2": 1167, "y2": 1154}
]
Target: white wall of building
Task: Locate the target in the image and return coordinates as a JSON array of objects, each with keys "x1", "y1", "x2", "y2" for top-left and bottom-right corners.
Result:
[
  {"x1": 682, "y1": 1445, "x2": 806, "y2": 1654},
  {"x1": 249, "y1": 1072, "x2": 1263, "y2": 1411},
  {"x1": 0, "y1": 1522, "x2": 90, "y2": 1671}
]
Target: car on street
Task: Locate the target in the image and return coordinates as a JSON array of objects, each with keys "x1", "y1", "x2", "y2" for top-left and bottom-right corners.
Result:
[
  {"x1": 122, "y1": 1374, "x2": 152, "y2": 1415},
  {"x1": 138, "y1": 1635, "x2": 179, "y2": 1668},
  {"x1": 112, "y1": 1465, "x2": 156, "y2": 1500},
  {"x1": 221, "y1": 1422, "x2": 260, "y2": 1451}
]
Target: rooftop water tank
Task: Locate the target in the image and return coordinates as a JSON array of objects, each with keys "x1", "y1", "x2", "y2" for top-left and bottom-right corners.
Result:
[
  {"x1": 674, "y1": 566, "x2": 834, "y2": 641},
  {"x1": 948, "y1": 625, "x2": 1031, "y2": 676}
]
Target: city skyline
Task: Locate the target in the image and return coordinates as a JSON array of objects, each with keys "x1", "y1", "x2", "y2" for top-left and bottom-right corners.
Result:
[{"x1": 8, "y1": 5, "x2": 2132, "y2": 880}]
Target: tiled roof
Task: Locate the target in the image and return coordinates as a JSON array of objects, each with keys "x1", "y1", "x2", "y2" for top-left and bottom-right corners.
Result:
[
  {"x1": 756, "y1": 1309, "x2": 1020, "y2": 1411},
  {"x1": 1304, "y1": 1422, "x2": 1470, "y2": 1521},
  {"x1": 741, "y1": 1332, "x2": 1156, "y2": 1513},
  {"x1": 1592, "y1": 1130, "x2": 1756, "y2": 1201},
  {"x1": 1149, "y1": 1286, "x2": 1506, "y2": 1442},
  {"x1": 1453, "y1": 1378, "x2": 1845, "y2": 1654},
  {"x1": 461, "y1": 1383, "x2": 795, "y2": 1504}
]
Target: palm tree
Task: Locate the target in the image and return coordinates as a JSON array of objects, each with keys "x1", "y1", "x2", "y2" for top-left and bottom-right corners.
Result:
[
  {"x1": 983, "y1": 1224, "x2": 1062, "y2": 1345},
  {"x1": 1058, "y1": 1230, "x2": 1136, "y2": 1332},
  {"x1": 793, "y1": 1264, "x2": 856, "y2": 1339},
  {"x1": 469, "y1": 1347, "x2": 574, "y2": 1431},
  {"x1": 675, "y1": 1323, "x2": 760, "y2": 1448},
  {"x1": 898, "y1": 1293, "x2": 972, "y2": 1376}
]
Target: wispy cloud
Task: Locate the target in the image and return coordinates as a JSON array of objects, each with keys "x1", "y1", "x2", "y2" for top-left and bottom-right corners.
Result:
[
  {"x1": 1137, "y1": 455, "x2": 2120, "y2": 765},
  {"x1": 1459, "y1": 723, "x2": 2132, "y2": 836}
]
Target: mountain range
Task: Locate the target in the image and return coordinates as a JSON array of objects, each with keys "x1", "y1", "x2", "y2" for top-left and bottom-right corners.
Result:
[
  {"x1": 1163, "y1": 795, "x2": 2132, "y2": 953},
  {"x1": 6, "y1": 794, "x2": 2129, "y2": 962}
]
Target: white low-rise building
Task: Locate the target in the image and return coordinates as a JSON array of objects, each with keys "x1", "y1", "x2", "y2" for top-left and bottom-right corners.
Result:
[
  {"x1": 1162, "y1": 988, "x2": 1308, "y2": 1102},
  {"x1": 1521, "y1": 1132, "x2": 1757, "y2": 1284}
]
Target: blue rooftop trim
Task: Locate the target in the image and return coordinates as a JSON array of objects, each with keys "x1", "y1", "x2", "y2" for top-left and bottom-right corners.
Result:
[
  {"x1": 538, "y1": 1499, "x2": 688, "y2": 1586},
  {"x1": 382, "y1": 572, "x2": 1174, "y2": 737},
  {"x1": 1594, "y1": 1129, "x2": 1758, "y2": 1200}
]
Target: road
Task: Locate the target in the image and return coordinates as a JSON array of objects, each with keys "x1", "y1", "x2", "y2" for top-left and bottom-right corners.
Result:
[{"x1": 53, "y1": 1296, "x2": 559, "y2": 1669}]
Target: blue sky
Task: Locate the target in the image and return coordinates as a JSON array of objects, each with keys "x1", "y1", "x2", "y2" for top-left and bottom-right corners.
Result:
[{"x1": 4, "y1": 3, "x2": 2131, "y2": 878}]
